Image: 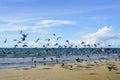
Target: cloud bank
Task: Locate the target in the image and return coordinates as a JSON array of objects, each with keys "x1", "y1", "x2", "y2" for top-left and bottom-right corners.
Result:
[{"x1": 83, "y1": 26, "x2": 120, "y2": 46}]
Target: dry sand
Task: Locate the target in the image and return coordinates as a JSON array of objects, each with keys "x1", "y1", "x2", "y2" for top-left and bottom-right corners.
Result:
[{"x1": 0, "y1": 60, "x2": 120, "y2": 80}]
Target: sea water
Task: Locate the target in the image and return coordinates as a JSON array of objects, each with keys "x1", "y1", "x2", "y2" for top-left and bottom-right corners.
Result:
[{"x1": 0, "y1": 48, "x2": 120, "y2": 69}]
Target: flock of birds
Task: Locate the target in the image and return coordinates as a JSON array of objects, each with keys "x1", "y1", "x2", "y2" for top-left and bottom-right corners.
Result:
[
  {"x1": 2, "y1": 30, "x2": 115, "y2": 55},
  {"x1": 1, "y1": 30, "x2": 120, "y2": 71},
  {"x1": 2, "y1": 30, "x2": 102, "y2": 48},
  {"x1": 2, "y1": 30, "x2": 119, "y2": 66}
]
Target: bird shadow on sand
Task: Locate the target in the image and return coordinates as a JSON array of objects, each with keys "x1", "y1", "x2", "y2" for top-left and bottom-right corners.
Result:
[
  {"x1": 115, "y1": 72, "x2": 120, "y2": 74},
  {"x1": 38, "y1": 67, "x2": 53, "y2": 70},
  {"x1": 88, "y1": 73, "x2": 97, "y2": 75},
  {"x1": 62, "y1": 63, "x2": 97, "y2": 71},
  {"x1": 15, "y1": 67, "x2": 32, "y2": 70}
]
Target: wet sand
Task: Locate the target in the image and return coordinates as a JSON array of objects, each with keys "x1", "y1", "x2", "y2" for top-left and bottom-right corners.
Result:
[{"x1": 0, "y1": 60, "x2": 120, "y2": 80}]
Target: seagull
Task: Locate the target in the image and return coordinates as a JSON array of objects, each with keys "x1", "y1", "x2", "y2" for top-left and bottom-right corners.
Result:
[
  {"x1": 21, "y1": 37, "x2": 25, "y2": 41},
  {"x1": 66, "y1": 40, "x2": 69, "y2": 44},
  {"x1": 53, "y1": 34, "x2": 56, "y2": 36},
  {"x1": 45, "y1": 38, "x2": 50, "y2": 41},
  {"x1": 13, "y1": 39, "x2": 17, "y2": 41},
  {"x1": 81, "y1": 41, "x2": 85, "y2": 44},
  {"x1": 21, "y1": 34, "x2": 28, "y2": 41},
  {"x1": 20, "y1": 30, "x2": 23, "y2": 34},
  {"x1": 87, "y1": 44, "x2": 90, "y2": 47},
  {"x1": 43, "y1": 45, "x2": 46, "y2": 48},
  {"x1": 14, "y1": 44, "x2": 18, "y2": 48},
  {"x1": 4, "y1": 38, "x2": 7, "y2": 43},
  {"x1": 94, "y1": 44, "x2": 97, "y2": 47},
  {"x1": 22, "y1": 42, "x2": 28, "y2": 47},
  {"x1": 97, "y1": 43, "x2": 100, "y2": 45},
  {"x1": 58, "y1": 45, "x2": 62, "y2": 48},
  {"x1": 57, "y1": 37, "x2": 62, "y2": 40},
  {"x1": 64, "y1": 45, "x2": 67, "y2": 48},
  {"x1": 35, "y1": 38, "x2": 40, "y2": 43},
  {"x1": 17, "y1": 41, "x2": 22, "y2": 44},
  {"x1": 75, "y1": 45, "x2": 78, "y2": 48},
  {"x1": 22, "y1": 44, "x2": 28, "y2": 47},
  {"x1": 54, "y1": 43, "x2": 58, "y2": 46},
  {"x1": 46, "y1": 43, "x2": 50, "y2": 46}
]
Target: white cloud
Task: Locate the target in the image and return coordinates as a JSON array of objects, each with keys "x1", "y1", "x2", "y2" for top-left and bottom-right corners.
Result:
[
  {"x1": 83, "y1": 26, "x2": 120, "y2": 45},
  {"x1": 0, "y1": 18, "x2": 72, "y2": 34},
  {"x1": 37, "y1": 20, "x2": 72, "y2": 28}
]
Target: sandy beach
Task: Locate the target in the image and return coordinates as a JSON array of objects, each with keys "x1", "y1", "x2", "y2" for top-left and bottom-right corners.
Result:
[{"x1": 0, "y1": 60, "x2": 120, "y2": 80}]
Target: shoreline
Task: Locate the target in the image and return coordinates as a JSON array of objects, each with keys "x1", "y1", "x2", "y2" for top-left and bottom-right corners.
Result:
[
  {"x1": 0, "y1": 53, "x2": 119, "y2": 69},
  {"x1": 0, "y1": 58, "x2": 119, "y2": 69},
  {"x1": 0, "y1": 60, "x2": 120, "y2": 80}
]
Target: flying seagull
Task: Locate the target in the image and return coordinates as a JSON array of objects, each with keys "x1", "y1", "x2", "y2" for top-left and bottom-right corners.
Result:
[{"x1": 4, "y1": 38, "x2": 7, "y2": 43}]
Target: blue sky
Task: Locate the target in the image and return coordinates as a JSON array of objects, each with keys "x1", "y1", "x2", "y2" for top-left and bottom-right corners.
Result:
[{"x1": 0, "y1": 0, "x2": 120, "y2": 48}]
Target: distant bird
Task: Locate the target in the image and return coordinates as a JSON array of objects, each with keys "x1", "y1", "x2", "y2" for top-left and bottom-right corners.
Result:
[
  {"x1": 22, "y1": 34, "x2": 28, "y2": 38},
  {"x1": 58, "y1": 45, "x2": 62, "y2": 48},
  {"x1": 2, "y1": 50, "x2": 6, "y2": 54},
  {"x1": 43, "y1": 45, "x2": 46, "y2": 48},
  {"x1": 66, "y1": 40, "x2": 69, "y2": 44},
  {"x1": 76, "y1": 58, "x2": 80, "y2": 62},
  {"x1": 34, "y1": 60, "x2": 37, "y2": 67},
  {"x1": 46, "y1": 43, "x2": 50, "y2": 46},
  {"x1": 4, "y1": 38, "x2": 7, "y2": 43},
  {"x1": 81, "y1": 41, "x2": 85, "y2": 44},
  {"x1": 66, "y1": 40, "x2": 69, "y2": 42},
  {"x1": 70, "y1": 44, "x2": 73, "y2": 47},
  {"x1": 53, "y1": 33, "x2": 62, "y2": 40},
  {"x1": 87, "y1": 55, "x2": 90, "y2": 58},
  {"x1": 22, "y1": 43, "x2": 28, "y2": 47},
  {"x1": 20, "y1": 30, "x2": 23, "y2": 34},
  {"x1": 35, "y1": 38, "x2": 40, "y2": 43},
  {"x1": 21, "y1": 37, "x2": 25, "y2": 41},
  {"x1": 87, "y1": 44, "x2": 90, "y2": 47},
  {"x1": 45, "y1": 38, "x2": 50, "y2": 41},
  {"x1": 43, "y1": 57, "x2": 46, "y2": 60},
  {"x1": 97, "y1": 43, "x2": 100, "y2": 45},
  {"x1": 83, "y1": 45, "x2": 86, "y2": 47},
  {"x1": 94, "y1": 44, "x2": 97, "y2": 47},
  {"x1": 75, "y1": 45, "x2": 78, "y2": 48},
  {"x1": 17, "y1": 41, "x2": 22, "y2": 44},
  {"x1": 56, "y1": 59, "x2": 59, "y2": 64},
  {"x1": 94, "y1": 61, "x2": 98, "y2": 65},
  {"x1": 53, "y1": 34, "x2": 56, "y2": 36},
  {"x1": 61, "y1": 63, "x2": 64, "y2": 67},
  {"x1": 14, "y1": 44, "x2": 18, "y2": 48},
  {"x1": 54, "y1": 43, "x2": 58, "y2": 46},
  {"x1": 57, "y1": 37, "x2": 62, "y2": 40},
  {"x1": 107, "y1": 66, "x2": 112, "y2": 71},
  {"x1": 22, "y1": 44, "x2": 28, "y2": 47},
  {"x1": 64, "y1": 45, "x2": 67, "y2": 48},
  {"x1": 21, "y1": 34, "x2": 28, "y2": 41},
  {"x1": 50, "y1": 57, "x2": 54, "y2": 61},
  {"x1": 13, "y1": 39, "x2": 17, "y2": 41}
]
